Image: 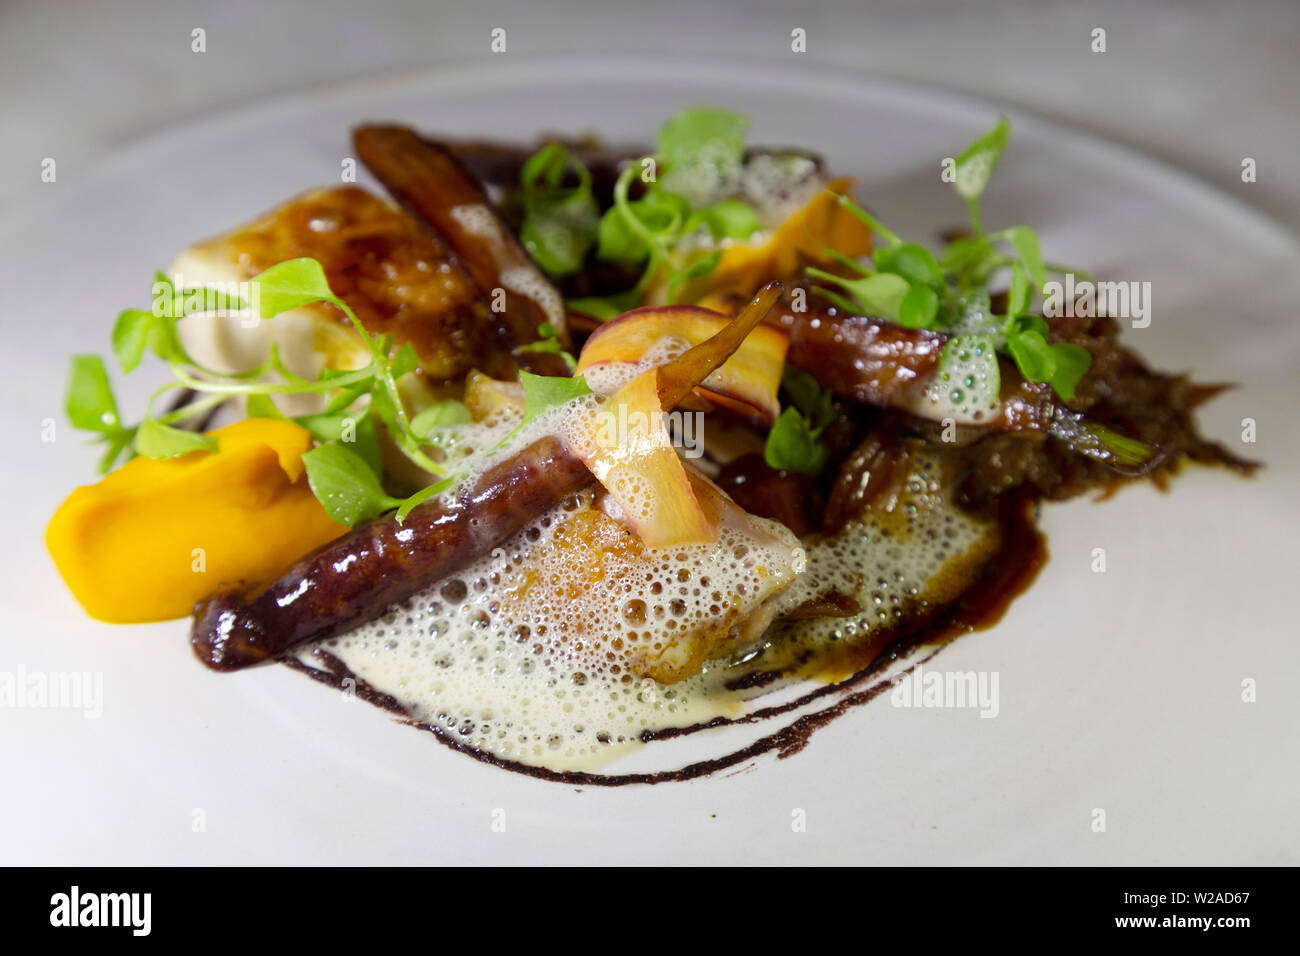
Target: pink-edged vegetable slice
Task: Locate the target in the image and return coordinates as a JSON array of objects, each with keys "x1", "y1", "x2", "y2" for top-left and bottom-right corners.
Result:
[
  {"x1": 571, "y1": 285, "x2": 782, "y2": 548},
  {"x1": 576, "y1": 304, "x2": 789, "y2": 427},
  {"x1": 569, "y1": 368, "x2": 716, "y2": 547}
]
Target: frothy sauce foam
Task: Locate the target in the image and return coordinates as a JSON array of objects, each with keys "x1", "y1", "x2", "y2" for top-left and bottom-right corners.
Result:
[{"x1": 294, "y1": 447, "x2": 999, "y2": 773}]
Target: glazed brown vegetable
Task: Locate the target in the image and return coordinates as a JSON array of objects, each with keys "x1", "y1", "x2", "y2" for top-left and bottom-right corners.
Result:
[
  {"x1": 768, "y1": 299, "x2": 948, "y2": 410},
  {"x1": 716, "y1": 453, "x2": 822, "y2": 537},
  {"x1": 770, "y1": 297, "x2": 1052, "y2": 430},
  {"x1": 355, "y1": 124, "x2": 572, "y2": 376},
  {"x1": 762, "y1": 294, "x2": 1170, "y2": 474},
  {"x1": 191, "y1": 436, "x2": 594, "y2": 671}
]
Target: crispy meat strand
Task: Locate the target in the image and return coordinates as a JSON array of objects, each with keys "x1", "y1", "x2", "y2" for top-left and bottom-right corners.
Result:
[
  {"x1": 768, "y1": 299, "x2": 948, "y2": 409},
  {"x1": 355, "y1": 125, "x2": 572, "y2": 377},
  {"x1": 191, "y1": 437, "x2": 593, "y2": 671}
]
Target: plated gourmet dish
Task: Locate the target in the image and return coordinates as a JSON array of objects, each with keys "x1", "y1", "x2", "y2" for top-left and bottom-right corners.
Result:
[{"x1": 46, "y1": 108, "x2": 1253, "y2": 782}]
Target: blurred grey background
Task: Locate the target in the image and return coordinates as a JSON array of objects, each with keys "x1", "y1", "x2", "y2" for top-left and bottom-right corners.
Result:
[{"x1": 3, "y1": 0, "x2": 1297, "y2": 231}]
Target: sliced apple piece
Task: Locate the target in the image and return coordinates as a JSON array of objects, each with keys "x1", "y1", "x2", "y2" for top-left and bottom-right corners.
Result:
[
  {"x1": 569, "y1": 367, "x2": 716, "y2": 548},
  {"x1": 569, "y1": 285, "x2": 782, "y2": 549},
  {"x1": 577, "y1": 305, "x2": 788, "y2": 427}
]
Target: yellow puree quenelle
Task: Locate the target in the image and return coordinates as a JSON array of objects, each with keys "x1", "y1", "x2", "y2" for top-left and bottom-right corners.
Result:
[{"x1": 46, "y1": 418, "x2": 348, "y2": 623}]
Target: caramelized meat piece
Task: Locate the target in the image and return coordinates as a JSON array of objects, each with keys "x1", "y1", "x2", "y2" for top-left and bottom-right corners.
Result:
[
  {"x1": 952, "y1": 314, "x2": 1257, "y2": 504},
  {"x1": 716, "y1": 453, "x2": 822, "y2": 537},
  {"x1": 768, "y1": 298, "x2": 946, "y2": 409},
  {"x1": 172, "y1": 185, "x2": 502, "y2": 381}
]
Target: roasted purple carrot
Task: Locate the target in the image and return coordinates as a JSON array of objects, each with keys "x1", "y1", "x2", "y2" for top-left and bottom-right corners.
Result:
[{"x1": 191, "y1": 436, "x2": 594, "y2": 671}]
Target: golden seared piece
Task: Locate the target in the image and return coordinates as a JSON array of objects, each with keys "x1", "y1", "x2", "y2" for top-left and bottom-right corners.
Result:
[
  {"x1": 354, "y1": 125, "x2": 572, "y2": 376},
  {"x1": 524, "y1": 474, "x2": 804, "y2": 685},
  {"x1": 171, "y1": 185, "x2": 512, "y2": 385}
]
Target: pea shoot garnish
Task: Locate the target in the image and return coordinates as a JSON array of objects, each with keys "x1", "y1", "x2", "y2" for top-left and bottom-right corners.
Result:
[
  {"x1": 524, "y1": 107, "x2": 764, "y2": 316},
  {"x1": 764, "y1": 368, "x2": 836, "y2": 476},
  {"x1": 63, "y1": 258, "x2": 529, "y2": 526},
  {"x1": 806, "y1": 116, "x2": 1094, "y2": 407}
]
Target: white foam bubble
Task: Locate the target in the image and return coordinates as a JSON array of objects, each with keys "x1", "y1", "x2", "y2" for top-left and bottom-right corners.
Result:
[
  {"x1": 910, "y1": 336, "x2": 1002, "y2": 425},
  {"x1": 298, "y1": 484, "x2": 804, "y2": 770},
  {"x1": 295, "y1": 446, "x2": 1000, "y2": 773},
  {"x1": 579, "y1": 335, "x2": 692, "y2": 397}
]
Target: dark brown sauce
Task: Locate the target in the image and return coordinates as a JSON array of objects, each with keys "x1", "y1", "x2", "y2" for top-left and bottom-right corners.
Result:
[{"x1": 282, "y1": 491, "x2": 1045, "y2": 786}]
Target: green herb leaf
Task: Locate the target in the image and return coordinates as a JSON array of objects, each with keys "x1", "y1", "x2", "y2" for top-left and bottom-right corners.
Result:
[
  {"x1": 596, "y1": 189, "x2": 689, "y2": 263},
  {"x1": 898, "y1": 283, "x2": 940, "y2": 329},
  {"x1": 491, "y1": 370, "x2": 594, "y2": 456},
  {"x1": 133, "y1": 418, "x2": 218, "y2": 459},
  {"x1": 150, "y1": 272, "x2": 177, "y2": 318},
  {"x1": 394, "y1": 476, "x2": 457, "y2": 522},
  {"x1": 301, "y1": 442, "x2": 402, "y2": 526},
  {"x1": 694, "y1": 199, "x2": 761, "y2": 240},
  {"x1": 568, "y1": 291, "x2": 641, "y2": 321},
  {"x1": 96, "y1": 427, "x2": 137, "y2": 474},
  {"x1": 782, "y1": 367, "x2": 835, "y2": 430},
  {"x1": 297, "y1": 408, "x2": 383, "y2": 476},
  {"x1": 1047, "y1": 343, "x2": 1091, "y2": 402},
  {"x1": 1005, "y1": 327, "x2": 1056, "y2": 383},
  {"x1": 390, "y1": 341, "x2": 420, "y2": 379},
  {"x1": 657, "y1": 107, "x2": 749, "y2": 206},
  {"x1": 1002, "y1": 310, "x2": 1091, "y2": 402},
  {"x1": 244, "y1": 393, "x2": 285, "y2": 420},
  {"x1": 1005, "y1": 262, "x2": 1030, "y2": 318},
  {"x1": 875, "y1": 243, "x2": 943, "y2": 288},
  {"x1": 522, "y1": 201, "x2": 600, "y2": 276},
  {"x1": 156, "y1": 271, "x2": 248, "y2": 318},
  {"x1": 1002, "y1": 226, "x2": 1047, "y2": 294},
  {"x1": 410, "y1": 400, "x2": 473, "y2": 437},
  {"x1": 954, "y1": 117, "x2": 1011, "y2": 202},
  {"x1": 252, "y1": 258, "x2": 337, "y2": 318},
  {"x1": 664, "y1": 250, "x2": 723, "y2": 304},
  {"x1": 521, "y1": 141, "x2": 572, "y2": 191},
  {"x1": 111, "y1": 310, "x2": 153, "y2": 373},
  {"x1": 519, "y1": 370, "x2": 593, "y2": 422},
  {"x1": 66, "y1": 355, "x2": 122, "y2": 433},
  {"x1": 807, "y1": 269, "x2": 910, "y2": 321},
  {"x1": 764, "y1": 407, "x2": 829, "y2": 476},
  {"x1": 658, "y1": 107, "x2": 748, "y2": 167},
  {"x1": 322, "y1": 379, "x2": 374, "y2": 415},
  {"x1": 515, "y1": 336, "x2": 579, "y2": 372},
  {"x1": 148, "y1": 319, "x2": 192, "y2": 365},
  {"x1": 1006, "y1": 313, "x2": 1049, "y2": 338},
  {"x1": 941, "y1": 234, "x2": 1004, "y2": 289},
  {"x1": 519, "y1": 143, "x2": 600, "y2": 277}
]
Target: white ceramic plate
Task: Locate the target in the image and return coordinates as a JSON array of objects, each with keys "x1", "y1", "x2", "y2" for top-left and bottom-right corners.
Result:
[{"x1": 4, "y1": 57, "x2": 1298, "y2": 865}]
